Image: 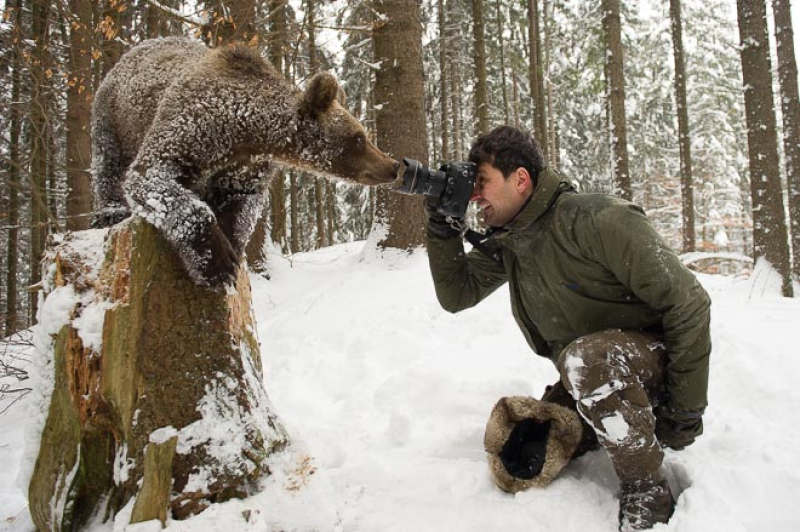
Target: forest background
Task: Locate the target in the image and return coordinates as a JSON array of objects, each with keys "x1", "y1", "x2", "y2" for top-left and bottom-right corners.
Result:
[{"x1": 1, "y1": 0, "x2": 799, "y2": 342}]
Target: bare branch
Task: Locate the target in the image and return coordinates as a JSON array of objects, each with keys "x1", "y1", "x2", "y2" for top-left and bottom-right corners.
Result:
[{"x1": 0, "y1": 330, "x2": 33, "y2": 416}]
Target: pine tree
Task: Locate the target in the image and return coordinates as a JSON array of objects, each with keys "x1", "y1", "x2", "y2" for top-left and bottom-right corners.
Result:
[
  {"x1": 528, "y1": 0, "x2": 549, "y2": 159},
  {"x1": 370, "y1": 0, "x2": 428, "y2": 250},
  {"x1": 549, "y1": 0, "x2": 610, "y2": 192},
  {"x1": 771, "y1": 0, "x2": 800, "y2": 276},
  {"x1": 472, "y1": 0, "x2": 489, "y2": 134},
  {"x1": 65, "y1": 0, "x2": 94, "y2": 231},
  {"x1": 736, "y1": 0, "x2": 793, "y2": 296},
  {"x1": 336, "y1": 0, "x2": 380, "y2": 245},
  {"x1": 493, "y1": 0, "x2": 510, "y2": 126},
  {"x1": 601, "y1": 0, "x2": 632, "y2": 200},
  {"x1": 439, "y1": 0, "x2": 451, "y2": 159},
  {"x1": 682, "y1": 0, "x2": 749, "y2": 256},
  {"x1": 3, "y1": 0, "x2": 24, "y2": 335},
  {"x1": 29, "y1": 0, "x2": 54, "y2": 321},
  {"x1": 669, "y1": 0, "x2": 695, "y2": 252}
]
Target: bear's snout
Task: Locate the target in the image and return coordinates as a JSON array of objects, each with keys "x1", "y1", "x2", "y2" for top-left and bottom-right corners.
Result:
[
  {"x1": 373, "y1": 158, "x2": 401, "y2": 185},
  {"x1": 359, "y1": 164, "x2": 399, "y2": 186},
  {"x1": 344, "y1": 148, "x2": 399, "y2": 186}
]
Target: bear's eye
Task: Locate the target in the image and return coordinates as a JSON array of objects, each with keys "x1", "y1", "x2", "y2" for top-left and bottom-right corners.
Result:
[{"x1": 352, "y1": 133, "x2": 366, "y2": 152}]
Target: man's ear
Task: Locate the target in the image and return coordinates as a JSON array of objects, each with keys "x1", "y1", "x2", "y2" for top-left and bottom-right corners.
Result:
[
  {"x1": 514, "y1": 167, "x2": 533, "y2": 194},
  {"x1": 300, "y1": 72, "x2": 340, "y2": 118}
]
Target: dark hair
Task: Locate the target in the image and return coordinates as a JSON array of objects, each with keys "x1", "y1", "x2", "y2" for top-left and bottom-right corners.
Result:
[{"x1": 468, "y1": 126, "x2": 545, "y2": 187}]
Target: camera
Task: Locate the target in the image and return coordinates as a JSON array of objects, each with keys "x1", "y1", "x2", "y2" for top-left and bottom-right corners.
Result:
[{"x1": 396, "y1": 157, "x2": 477, "y2": 219}]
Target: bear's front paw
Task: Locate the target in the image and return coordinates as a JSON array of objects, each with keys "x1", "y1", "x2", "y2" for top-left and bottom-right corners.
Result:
[
  {"x1": 198, "y1": 225, "x2": 240, "y2": 287},
  {"x1": 91, "y1": 206, "x2": 132, "y2": 228}
]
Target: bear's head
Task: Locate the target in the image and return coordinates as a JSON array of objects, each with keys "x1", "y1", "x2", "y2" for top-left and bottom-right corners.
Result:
[{"x1": 295, "y1": 73, "x2": 399, "y2": 186}]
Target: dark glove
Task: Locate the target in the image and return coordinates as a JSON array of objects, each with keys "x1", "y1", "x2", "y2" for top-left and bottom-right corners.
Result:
[
  {"x1": 424, "y1": 196, "x2": 461, "y2": 239},
  {"x1": 655, "y1": 405, "x2": 704, "y2": 450}
]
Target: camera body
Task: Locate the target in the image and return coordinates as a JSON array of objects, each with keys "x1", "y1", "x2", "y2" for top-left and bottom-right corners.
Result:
[{"x1": 397, "y1": 157, "x2": 477, "y2": 219}]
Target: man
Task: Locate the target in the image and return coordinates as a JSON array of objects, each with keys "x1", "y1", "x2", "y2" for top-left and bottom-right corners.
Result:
[{"x1": 425, "y1": 126, "x2": 711, "y2": 531}]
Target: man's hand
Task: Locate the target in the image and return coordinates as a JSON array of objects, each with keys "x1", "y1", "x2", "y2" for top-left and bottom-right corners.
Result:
[
  {"x1": 655, "y1": 405, "x2": 704, "y2": 450},
  {"x1": 425, "y1": 196, "x2": 461, "y2": 239}
]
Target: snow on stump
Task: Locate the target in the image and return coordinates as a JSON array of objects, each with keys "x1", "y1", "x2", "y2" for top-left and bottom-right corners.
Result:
[{"x1": 27, "y1": 218, "x2": 288, "y2": 530}]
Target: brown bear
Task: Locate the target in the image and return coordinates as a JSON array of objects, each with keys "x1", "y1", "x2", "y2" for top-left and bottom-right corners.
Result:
[{"x1": 91, "y1": 37, "x2": 398, "y2": 286}]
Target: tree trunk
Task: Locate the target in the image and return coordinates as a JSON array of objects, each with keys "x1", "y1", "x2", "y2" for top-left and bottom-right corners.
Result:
[
  {"x1": 528, "y1": 0, "x2": 548, "y2": 159},
  {"x1": 601, "y1": 0, "x2": 632, "y2": 200},
  {"x1": 307, "y1": 0, "x2": 328, "y2": 249},
  {"x1": 268, "y1": 0, "x2": 288, "y2": 253},
  {"x1": 326, "y1": 181, "x2": 338, "y2": 246},
  {"x1": 268, "y1": 0, "x2": 286, "y2": 73},
  {"x1": 29, "y1": 0, "x2": 53, "y2": 322},
  {"x1": 47, "y1": 108, "x2": 58, "y2": 232},
  {"x1": 370, "y1": 0, "x2": 428, "y2": 250},
  {"x1": 314, "y1": 180, "x2": 327, "y2": 248},
  {"x1": 495, "y1": 0, "x2": 510, "y2": 126},
  {"x1": 450, "y1": 57, "x2": 463, "y2": 158},
  {"x1": 513, "y1": 70, "x2": 521, "y2": 129},
  {"x1": 66, "y1": 0, "x2": 94, "y2": 231},
  {"x1": 439, "y1": 0, "x2": 450, "y2": 161},
  {"x1": 772, "y1": 0, "x2": 800, "y2": 276},
  {"x1": 4, "y1": 0, "x2": 23, "y2": 335},
  {"x1": 736, "y1": 0, "x2": 793, "y2": 296},
  {"x1": 447, "y1": 0, "x2": 463, "y2": 158},
  {"x1": 268, "y1": 181, "x2": 288, "y2": 254},
  {"x1": 28, "y1": 220, "x2": 288, "y2": 529},
  {"x1": 543, "y1": 0, "x2": 558, "y2": 167},
  {"x1": 247, "y1": 0, "x2": 286, "y2": 267},
  {"x1": 669, "y1": 0, "x2": 695, "y2": 252},
  {"x1": 428, "y1": 90, "x2": 439, "y2": 162},
  {"x1": 145, "y1": 0, "x2": 166, "y2": 38},
  {"x1": 290, "y1": 173, "x2": 300, "y2": 253},
  {"x1": 472, "y1": 0, "x2": 489, "y2": 134}
]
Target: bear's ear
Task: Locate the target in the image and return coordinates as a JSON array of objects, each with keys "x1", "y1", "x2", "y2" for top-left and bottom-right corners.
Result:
[
  {"x1": 336, "y1": 84, "x2": 348, "y2": 109},
  {"x1": 300, "y1": 72, "x2": 341, "y2": 118}
]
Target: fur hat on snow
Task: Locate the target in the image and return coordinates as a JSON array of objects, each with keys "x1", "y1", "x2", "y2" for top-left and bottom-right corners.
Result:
[{"x1": 484, "y1": 396, "x2": 583, "y2": 493}]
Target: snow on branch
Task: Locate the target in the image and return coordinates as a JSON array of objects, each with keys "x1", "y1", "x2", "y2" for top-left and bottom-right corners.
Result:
[{"x1": 143, "y1": 0, "x2": 207, "y2": 27}]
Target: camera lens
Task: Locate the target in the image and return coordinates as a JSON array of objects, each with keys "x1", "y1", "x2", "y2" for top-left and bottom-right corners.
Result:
[
  {"x1": 399, "y1": 158, "x2": 428, "y2": 195},
  {"x1": 395, "y1": 158, "x2": 474, "y2": 219},
  {"x1": 398, "y1": 158, "x2": 446, "y2": 198}
]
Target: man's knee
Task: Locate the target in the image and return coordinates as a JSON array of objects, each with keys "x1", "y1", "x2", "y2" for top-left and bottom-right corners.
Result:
[{"x1": 558, "y1": 330, "x2": 628, "y2": 400}]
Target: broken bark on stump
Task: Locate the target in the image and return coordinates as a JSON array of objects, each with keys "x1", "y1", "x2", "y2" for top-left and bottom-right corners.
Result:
[{"x1": 28, "y1": 219, "x2": 288, "y2": 530}]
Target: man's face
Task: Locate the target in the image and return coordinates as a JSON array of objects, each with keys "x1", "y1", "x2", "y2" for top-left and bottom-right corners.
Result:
[{"x1": 470, "y1": 162, "x2": 533, "y2": 227}]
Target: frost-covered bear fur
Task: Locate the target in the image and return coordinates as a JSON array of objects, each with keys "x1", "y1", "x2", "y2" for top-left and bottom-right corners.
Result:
[{"x1": 91, "y1": 37, "x2": 398, "y2": 286}]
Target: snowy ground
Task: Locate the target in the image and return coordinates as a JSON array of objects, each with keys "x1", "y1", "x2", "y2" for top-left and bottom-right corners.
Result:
[{"x1": 2, "y1": 241, "x2": 800, "y2": 531}]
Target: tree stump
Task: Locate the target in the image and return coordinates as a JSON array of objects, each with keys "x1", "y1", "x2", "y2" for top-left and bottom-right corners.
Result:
[{"x1": 28, "y1": 219, "x2": 288, "y2": 530}]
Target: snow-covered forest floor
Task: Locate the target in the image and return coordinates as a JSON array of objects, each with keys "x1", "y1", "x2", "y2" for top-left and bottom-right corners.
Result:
[{"x1": 2, "y1": 241, "x2": 800, "y2": 531}]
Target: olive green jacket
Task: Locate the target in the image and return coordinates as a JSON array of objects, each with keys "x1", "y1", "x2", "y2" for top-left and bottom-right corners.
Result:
[{"x1": 427, "y1": 167, "x2": 711, "y2": 413}]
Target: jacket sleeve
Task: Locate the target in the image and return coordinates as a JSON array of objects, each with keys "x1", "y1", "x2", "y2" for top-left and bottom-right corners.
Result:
[
  {"x1": 589, "y1": 204, "x2": 712, "y2": 414},
  {"x1": 426, "y1": 234, "x2": 509, "y2": 313}
]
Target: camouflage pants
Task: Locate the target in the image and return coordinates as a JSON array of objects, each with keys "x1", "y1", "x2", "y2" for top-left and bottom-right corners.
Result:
[{"x1": 552, "y1": 329, "x2": 667, "y2": 482}]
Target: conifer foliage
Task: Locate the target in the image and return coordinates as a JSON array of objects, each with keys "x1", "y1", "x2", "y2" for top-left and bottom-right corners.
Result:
[{"x1": 0, "y1": 0, "x2": 798, "y2": 339}]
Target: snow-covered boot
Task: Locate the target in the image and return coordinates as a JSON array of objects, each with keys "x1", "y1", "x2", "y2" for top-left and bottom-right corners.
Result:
[
  {"x1": 618, "y1": 468, "x2": 675, "y2": 531},
  {"x1": 484, "y1": 396, "x2": 583, "y2": 492}
]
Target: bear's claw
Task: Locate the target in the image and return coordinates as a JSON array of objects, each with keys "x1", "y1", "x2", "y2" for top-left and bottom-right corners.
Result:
[
  {"x1": 198, "y1": 225, "x2": 240, "y2": 287},
  {"x1": 91, "y1": 206, "x2": 132, "y2": 229}
]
